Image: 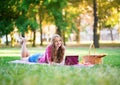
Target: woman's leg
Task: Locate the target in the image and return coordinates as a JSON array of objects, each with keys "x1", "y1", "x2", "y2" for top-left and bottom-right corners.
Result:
[{"x1": 20, "y1": 38, "x2": 30, "y2": 59}]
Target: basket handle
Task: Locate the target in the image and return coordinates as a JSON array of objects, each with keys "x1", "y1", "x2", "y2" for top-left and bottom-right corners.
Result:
[{"x1": 88, "y1": 43, "x2": 95, "y2": 55}]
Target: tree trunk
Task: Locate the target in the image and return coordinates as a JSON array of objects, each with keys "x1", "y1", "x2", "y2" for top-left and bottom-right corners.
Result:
[
  {"x1": 56, "y1": 27, "x2": 66, "y2": 45},
  {"x1": 93, "y1": 0, "x2": 99, "y2": 48},
  {"x1": 39, "y1": 13, "x2": 43, "y2": 46},
  {"x1": 32, "y1": 30, "x2": 36, "y2": 47},
  {"x1": 40, "y1": 21, "x2": 43, "y2": 46},
  {"x1": 110, "y1": 29, "x2": 114, "y2": 41},
  {"x1": 10, "y1": 32, "x2": 14, "y2": 47},
  {"x1": 56, "y1": 26, "x2": 61, "y2": 36},
  {"x1": 76, "y1": 17, "x2": 80, "y2": 43},
  {"x1": 62, "y1": 30, "x2": 66, "y2": 46},
  {"x1": 5, "y1": 34, "x2": 9, "y2": 46},
  {"x1": 22, "y1": 32, "x2": 25, "y2": 37},
  {"x1": 76, "y1": 29, "x2": 80, "y2": 43},
  {"x1": 0, "y1": 38, "x2": 1, "y2": 44}
]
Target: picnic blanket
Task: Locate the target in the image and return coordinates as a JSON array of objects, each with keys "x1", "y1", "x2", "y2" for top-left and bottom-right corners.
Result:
[{"x1": 9, "y1": 60, "x2": 94, "y2": 67}]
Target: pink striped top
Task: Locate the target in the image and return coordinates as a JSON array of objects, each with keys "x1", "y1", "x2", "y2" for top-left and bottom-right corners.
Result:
[{"x1": 38, "y1": 45, "x2": 52, "y2": 63}]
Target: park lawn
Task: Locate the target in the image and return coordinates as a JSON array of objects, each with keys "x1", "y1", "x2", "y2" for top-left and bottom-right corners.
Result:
[{"x1": 0, "y1": 47, "x2": 120, "y2": 85}]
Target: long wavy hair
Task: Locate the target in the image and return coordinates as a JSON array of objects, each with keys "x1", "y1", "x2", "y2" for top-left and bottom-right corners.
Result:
[{"x1": 50, "y1": 34, "x2": 65, "y2": 63}]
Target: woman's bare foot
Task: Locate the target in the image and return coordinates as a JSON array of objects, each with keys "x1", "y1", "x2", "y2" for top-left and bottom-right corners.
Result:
[{"x1": 19, "y1": 37, "x2": 26, "y2": 45}]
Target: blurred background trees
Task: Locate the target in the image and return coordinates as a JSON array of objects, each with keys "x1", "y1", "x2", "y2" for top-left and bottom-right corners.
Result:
[{"x1": 0, "y1": 0, "x2": 120, "y2": 48}]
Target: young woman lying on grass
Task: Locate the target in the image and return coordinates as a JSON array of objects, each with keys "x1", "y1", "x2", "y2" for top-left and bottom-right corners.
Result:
[{"x1": 20, "y1": 34, "x2": 65, "y2": 65}]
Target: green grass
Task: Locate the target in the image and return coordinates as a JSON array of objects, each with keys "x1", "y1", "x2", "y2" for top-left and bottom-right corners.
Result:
[{"x1": 0, "y1": 46, "x2": 120, "y2": 85}]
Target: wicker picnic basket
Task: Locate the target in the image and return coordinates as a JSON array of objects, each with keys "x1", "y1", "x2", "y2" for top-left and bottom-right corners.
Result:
[{"x1": 82, "y1": 43, "x2": 106, "y2": 64}]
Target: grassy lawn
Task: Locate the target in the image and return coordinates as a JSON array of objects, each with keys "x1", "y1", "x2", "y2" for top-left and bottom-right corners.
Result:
[{"x1": 0, "y1": 46, "x2": 120, "y2": 85}]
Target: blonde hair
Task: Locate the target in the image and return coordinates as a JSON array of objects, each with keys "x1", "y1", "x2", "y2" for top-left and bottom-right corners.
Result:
[{"x1": 50, "y1": 34, "x2": 65, "y2": 63}]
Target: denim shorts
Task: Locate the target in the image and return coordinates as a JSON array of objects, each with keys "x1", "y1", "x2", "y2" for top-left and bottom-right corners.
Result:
[{"x1": 28, "y1": 53, "x2": 43, "y2": 62}]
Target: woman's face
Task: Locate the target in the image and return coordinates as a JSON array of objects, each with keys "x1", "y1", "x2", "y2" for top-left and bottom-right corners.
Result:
[{"x1": 54, "y1": 37, "x2": 62, "y2": 49}]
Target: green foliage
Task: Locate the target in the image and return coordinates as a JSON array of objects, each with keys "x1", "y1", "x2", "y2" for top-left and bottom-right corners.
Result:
[
  {"x1": 16, "y1": 0, "x2": 40, "y2": 34},
  {"x1": 44, "y1": 0, "x2": 67, "y2": 9},
  {"x1": 16, "y1": 16, "x2": 38, "y2": 34},
  {"x1": 20, "y1": 0, "x2": 39, "y2": 11},
  {"x1": 0, "y1": 19, "x2": 14, "y2": 37},
  {"x1": 0, "y1": 0, "x2": 120, "y2": 46},
  {"x1": 15, "y1": 15, "x2": 28, "y2": 33},
  {"x1": 0, "y1": 0, "x2": 19, "y2": 37},
  {"x1": 44, "y1": 0, "x2": 67, "y2": 32},
  {"x1": 26, "y1": 18, "x2": 39, "y2": 31},
  {"x1": 0, "y1": 0, "x2": 19, "y2": 20},
  {"x1": 105, "y1": 8, "x2": 119, "y2": 27},
  {"x1": 98, "y1": 0, "x2": 120, "y2": 29},
  {"x1": 64, "y1": 4, "x2": 81, "y2": 33}
]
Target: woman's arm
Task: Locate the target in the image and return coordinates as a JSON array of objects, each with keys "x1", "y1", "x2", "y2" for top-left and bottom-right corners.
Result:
[{"x1": 45, "y1": 45, "x2": 52, "y2": 64}]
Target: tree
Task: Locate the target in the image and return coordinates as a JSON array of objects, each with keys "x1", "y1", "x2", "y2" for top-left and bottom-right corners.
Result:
[
  {"x1": 63, "y1": 0, "x2": 81, "y2": 43},
  {"x1": 98, "y1": 0, "x2": 120, "y2": 41},
  {"x1": 16, "y1": 0, "x2": 40, "y2": 46},
  {"x1": 26, "y1": 18, "x2": 38, "y2": 47},
  {"x1": 0, "y1": 20, "x2": 14, "y2": 46},
  {"x1": 18, "y1": 0, "x2": 51, "y2": 46},
  {"x1": 37, "y1": 0, "x2": 47, "y2": 46},
  {"x1": 44, "y1": 0, "x2": 67, "y2": 40},
  {"x1": 0, "y1": 0, "x2": 19, "y2": 46},
  {"x1": 93, "y1": 0, "x2": 99, "y2": 48}
]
